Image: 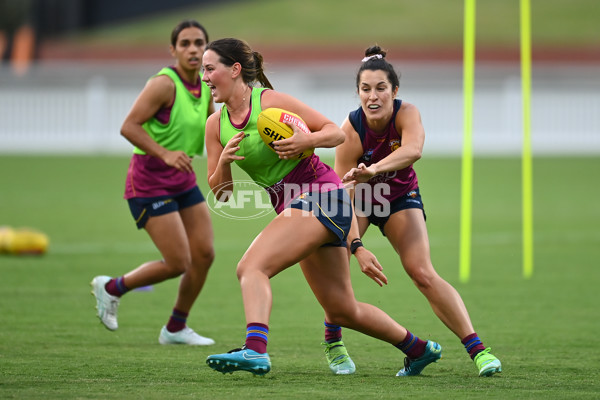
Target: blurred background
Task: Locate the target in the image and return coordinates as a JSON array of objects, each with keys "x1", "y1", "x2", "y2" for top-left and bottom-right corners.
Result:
[{"x1": 1, "y1": 0, "x2": 599, "y2": 156}]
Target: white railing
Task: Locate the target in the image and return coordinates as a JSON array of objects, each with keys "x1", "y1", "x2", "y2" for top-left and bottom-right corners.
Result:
[{"x1": 1, "y1": 61, "x2": 599, "y2": 155}]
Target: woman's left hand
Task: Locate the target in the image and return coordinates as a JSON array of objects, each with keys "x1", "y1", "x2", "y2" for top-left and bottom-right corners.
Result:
[
  {"x1": 342, "y1": 163, "x2": 377, "y2": 185},
  {"x1": 272, "y1": 122, "x2": 312, "y2": 160}
]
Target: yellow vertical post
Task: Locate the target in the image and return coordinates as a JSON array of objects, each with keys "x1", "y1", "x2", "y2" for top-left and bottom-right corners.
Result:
[
  {"x1": 521, "y1": 0, "x2": 534, "y2": 278},
  {"x1": 460, "y1": 0, "x2": 476, "y2": 283}
]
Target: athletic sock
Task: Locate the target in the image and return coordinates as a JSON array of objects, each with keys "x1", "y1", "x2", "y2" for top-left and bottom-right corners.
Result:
[
  {"x1": 105, "y1": 276, "x2": 129, "y2": 297},
  {"x1": 461, "y1": 332, "x2": 486, "y2": 359},
  {"x1": 324, "y1": 320, "x2": 342, "y2": 343},
  {"x1": 166, "y1": 308, "x2": 188, "y2": 333},
  {"x1": 245, "y1": 323, "x2": 269, "y2": 354},
  {"x1": 395, "y1": 330, "x2": 428, "y2": 359}
]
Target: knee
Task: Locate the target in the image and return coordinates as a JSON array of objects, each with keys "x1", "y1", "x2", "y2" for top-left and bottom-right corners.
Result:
[
  {"x1": 235, "y1": 258, "x2": 249, "y2": 281},
  {"x1": 193, "y1": 246, "x2": 215, "y2": 271},
  {"x1": 163, "y1": 255, "x2": 191, "y2": 277},
  {"x1": 406, "y1": 265, "x2": 437, "y2": 290},
  {"x1": 235, "y1": 257, "x2": 265, "y2": 282}
]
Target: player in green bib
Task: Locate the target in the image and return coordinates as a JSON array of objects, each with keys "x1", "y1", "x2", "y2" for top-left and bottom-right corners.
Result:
[
  {"x1": 218, "y1": 86, "x2": 301, "y2": 189},
  {"x1": 91, "y1": 20, "x2": 216, "y2": 346},
  {"x1": 202, "y1": 38, "x2": 441, "y2": 377},
  {"x1": 135, "y1": 65, "x2": 211, "y2": 158}
]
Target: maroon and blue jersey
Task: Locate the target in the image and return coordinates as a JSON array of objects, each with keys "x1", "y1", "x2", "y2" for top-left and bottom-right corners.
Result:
[{"x1": 348, "y1": 99, "x2": 419, "y2": 205}]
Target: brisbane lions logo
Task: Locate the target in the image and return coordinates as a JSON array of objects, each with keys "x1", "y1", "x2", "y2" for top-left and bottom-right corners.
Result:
[{"x1": 389, "y1": 139, "x2": 400, "y2": 151}]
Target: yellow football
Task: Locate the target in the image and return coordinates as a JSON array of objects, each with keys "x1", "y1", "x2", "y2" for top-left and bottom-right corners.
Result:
[
  {"x1": 3, "y1": 227, "x2": 49, "y2": 255},
  {"x1": 257, "y1": 107, "x2": 314, "y2": 159}
]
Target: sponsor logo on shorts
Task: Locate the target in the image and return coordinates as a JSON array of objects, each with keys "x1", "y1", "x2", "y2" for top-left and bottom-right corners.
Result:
[
  {"x1": 405, "y1": 190, "x2": 421, "y2": 204},
  {"x1": 152, "y1": 199, "x2": 173, "y2": 210},
  {"x1": 297, "y1": 192, "x2": 308, "y2": 204}
]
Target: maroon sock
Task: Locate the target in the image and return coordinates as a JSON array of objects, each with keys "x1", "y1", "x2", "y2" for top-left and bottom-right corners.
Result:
[
  {"x1": 166, "y1": 309, "x2": 188, "y2": 333},
  {"x1": 105, "y1": 277, "x2": 129, "y2": 297},
  {"x1": 324, "y1": 320, "x2": 342, "y2": 343},
  {"x1": 245, "y1": 323, "x2": 268, "y2": 354},
  {"x1": 395, "y1": 331, "x2": 428, "y2": 359},
  {"x1": 461, "y1": 332, "x2": 486, "y2": 359}
]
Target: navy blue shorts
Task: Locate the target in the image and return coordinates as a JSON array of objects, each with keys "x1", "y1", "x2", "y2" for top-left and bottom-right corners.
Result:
[
  {"x1": 287, "y1": 188, "x2": 352, "y2": 247},
  {"x1": 127, "y1": 186, "x2": 205, "y2": 229},
  {"x1": 361, "y1": 188, "x2": 426, "y2": 236}
]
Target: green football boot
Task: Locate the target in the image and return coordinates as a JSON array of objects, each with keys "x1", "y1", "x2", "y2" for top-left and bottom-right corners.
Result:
[
  {"x1": 322, "y1": 341, "x2": 356, "y2": 375},
  {"x1": 474, "y1": 348, "x2": 502, "y2": 377}
]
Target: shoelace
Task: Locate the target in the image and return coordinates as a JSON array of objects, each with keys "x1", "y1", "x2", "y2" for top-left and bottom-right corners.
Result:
[
  {"x1": 330, "y1": 355, "x2": 349, "y2": 366},
  {"x1": 108, "y1": 298, "x2": 119, "y2": 312},
  {"x1": 228, "y1": 345, "x2": 246, "y2": 353},
  {"x1": 325, "y1": 344, "x2": 348, "y2": 365}
]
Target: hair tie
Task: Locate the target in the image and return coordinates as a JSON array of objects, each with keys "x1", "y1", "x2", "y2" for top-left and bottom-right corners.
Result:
[{"x1": 361, "y1": 54, "x2": 383, "y2": 62}]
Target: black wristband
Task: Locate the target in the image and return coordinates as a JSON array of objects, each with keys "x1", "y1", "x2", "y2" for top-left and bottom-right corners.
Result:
[{"x1": 350, "y1": 238, "x2": 363, "y2": 254}]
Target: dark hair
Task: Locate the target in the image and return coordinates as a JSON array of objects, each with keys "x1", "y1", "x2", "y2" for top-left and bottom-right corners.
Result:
[
  {"x1": 355, "y1": 45, "x2": 400, "y2": 91},
  {"x1": 205, "y1": 38, "x2": 273, "y2": 89},
  {"x1": 170, "y1": 20, "x2": 209, "y2": 46}
]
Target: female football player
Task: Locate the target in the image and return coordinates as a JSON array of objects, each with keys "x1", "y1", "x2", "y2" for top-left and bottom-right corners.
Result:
[
  {"x1": 330, "y1": 45, "x2": 501, "y2": 377},
  {"x1": 91, "y1": 20, "x2": 216, "y2": 346},
  {"x1": 201, "y1": 38, "x2": 442, "y2": 377}
]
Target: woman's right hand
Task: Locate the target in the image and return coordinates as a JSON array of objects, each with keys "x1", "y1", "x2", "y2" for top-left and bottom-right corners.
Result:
[
  {"x1": 354, "y1": 246, "x2": 388, "y2": 287},
  {"x1": 219, "y1": 131, "x2": 246, "y2": 165},
  {"x1": 163, "y1": 150, "x2": 193, "y2": 173}
]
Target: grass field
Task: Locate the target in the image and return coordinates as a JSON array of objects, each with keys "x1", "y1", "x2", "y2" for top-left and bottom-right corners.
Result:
[
  {"x1": 0, "y1": 155, "x2": 598, "y2": 399},
  {"x1": 69, "y1": 0, "x2": 600, "y2": 50}
]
